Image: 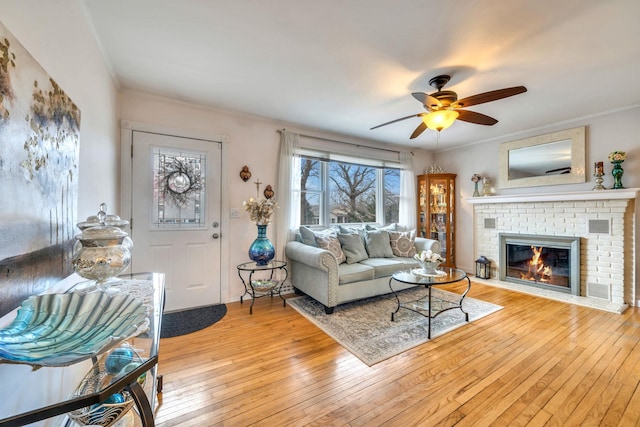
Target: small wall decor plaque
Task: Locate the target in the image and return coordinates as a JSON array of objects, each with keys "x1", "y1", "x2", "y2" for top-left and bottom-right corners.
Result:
[
  {"x1": 263, "y1": 185, "x2": 275, "y2": 199},
  {"x1": 239, "y1": 165, "x2": 252, "y2": 182}
]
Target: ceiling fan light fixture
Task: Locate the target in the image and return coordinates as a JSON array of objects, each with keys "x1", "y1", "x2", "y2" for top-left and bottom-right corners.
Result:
[{"x1": 422, "y1": 110, "x2": 459, "y2": 132}]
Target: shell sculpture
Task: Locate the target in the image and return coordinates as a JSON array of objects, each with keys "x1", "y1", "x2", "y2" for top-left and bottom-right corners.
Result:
[{"x1": 0, "y1": 292, "x2": 148, "y2": 368}]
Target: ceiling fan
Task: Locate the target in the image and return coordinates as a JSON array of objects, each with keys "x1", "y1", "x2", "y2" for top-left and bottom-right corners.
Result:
[{"x1": 371, "y1": 75, "x2": 527, "y2": 139}]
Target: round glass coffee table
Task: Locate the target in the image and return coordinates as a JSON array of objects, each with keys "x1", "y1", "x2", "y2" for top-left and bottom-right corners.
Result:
[{"x1": 389, "y1": 267, "x2": 471, "y2": 339}]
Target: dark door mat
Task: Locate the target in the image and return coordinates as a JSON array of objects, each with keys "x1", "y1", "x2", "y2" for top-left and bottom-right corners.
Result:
[{"x1": 160, "y1": 304, "x2": 227, "y2": 338}]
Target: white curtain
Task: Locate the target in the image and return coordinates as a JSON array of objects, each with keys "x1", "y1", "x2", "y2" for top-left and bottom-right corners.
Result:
[
  {"x1": 275, "y1": 130, "x2": 300, "y2": 260},
  {"x1": 398, "y1": 151, "x2": 416, "y2": 230}
]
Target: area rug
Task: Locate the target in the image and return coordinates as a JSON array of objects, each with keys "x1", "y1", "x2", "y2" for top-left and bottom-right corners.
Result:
[
  {"x1": 160, "y1": 304, "x2": 227, "y2": 338},
  {"x1": 288, "y1": 288, "x2": 502, "y2": 366}
]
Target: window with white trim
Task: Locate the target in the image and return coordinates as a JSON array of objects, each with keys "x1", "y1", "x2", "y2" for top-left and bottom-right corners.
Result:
[{"x1": 297, "y1": 155, "x2": 400, "y2": 226}]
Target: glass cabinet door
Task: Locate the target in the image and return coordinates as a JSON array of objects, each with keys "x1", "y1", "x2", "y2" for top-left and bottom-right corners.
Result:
[{"x1": 417, "y1": 173, "x2": 456, "y2": 267}]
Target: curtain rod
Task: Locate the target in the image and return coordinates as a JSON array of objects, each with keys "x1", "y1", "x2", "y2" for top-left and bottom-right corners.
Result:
[{"x1": 277, "y1": 129, "x2": 412, "y2": 156}]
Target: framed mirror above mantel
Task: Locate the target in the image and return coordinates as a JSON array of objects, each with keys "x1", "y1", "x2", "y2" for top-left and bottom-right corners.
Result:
[{"x1": 498, "y1": 126, "x2": 586, "y2": 189}]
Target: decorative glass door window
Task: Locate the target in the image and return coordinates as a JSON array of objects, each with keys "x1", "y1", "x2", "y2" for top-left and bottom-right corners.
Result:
[{"x1": 152, "y1": 146, "x2": 206, "y2": 230}]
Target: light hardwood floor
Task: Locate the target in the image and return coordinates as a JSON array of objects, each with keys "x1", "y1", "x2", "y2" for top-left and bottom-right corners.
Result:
[{"x1": 155, "y1": 282, "x2": 640, "y2": 426}]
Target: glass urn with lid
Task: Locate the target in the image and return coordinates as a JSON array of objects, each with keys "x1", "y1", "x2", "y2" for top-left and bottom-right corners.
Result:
[
  {"x1": 76, "y1": 203, "x2": 133, "y2": 254},
  {"x1": 72, "y1": 209, "x2": 132, "y2": 287}
]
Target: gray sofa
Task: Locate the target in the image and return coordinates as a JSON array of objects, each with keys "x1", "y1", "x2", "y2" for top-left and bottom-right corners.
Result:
[{"x1": 285, "y1": 227, "x2": 441, "y2": 314}]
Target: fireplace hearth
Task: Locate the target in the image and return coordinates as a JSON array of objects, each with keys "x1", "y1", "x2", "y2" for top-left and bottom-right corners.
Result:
[{"x1": 499, "y1": 233, "x2": 580, "y2": 295}]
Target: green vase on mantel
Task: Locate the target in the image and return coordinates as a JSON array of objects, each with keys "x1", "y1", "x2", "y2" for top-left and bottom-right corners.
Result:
[{"x1": 611, "y1": 160, "x2": 624, "y2": 189}]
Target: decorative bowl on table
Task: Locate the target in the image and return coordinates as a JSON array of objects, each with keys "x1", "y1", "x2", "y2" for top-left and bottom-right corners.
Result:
[
  {"x1": 251, "y1": 279, "x2": 277, "y2": 292},
  {"x1": 417, "y1": 260, "x2": 442, "y2": 274},
  {"x1": 0, "y1": 292, "x2": 149, "y2": 368}
]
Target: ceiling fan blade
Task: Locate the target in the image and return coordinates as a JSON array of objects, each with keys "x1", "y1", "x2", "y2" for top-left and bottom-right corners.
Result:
[
  {"x1": 411, "y1": 92, "x2": 442, "y2": 109},
  {"x1": 370, "y1": 113, "x2": 425, "y2": 130},
  {"x1": 453, "y1": 86, "x2": 527, "y2": 108},
  {"x1": 410, "y1": 122, "x2": 428, "y2": 139},
  {"x1": 456, "y1": 109, "x2": 498, "y2": 126}
]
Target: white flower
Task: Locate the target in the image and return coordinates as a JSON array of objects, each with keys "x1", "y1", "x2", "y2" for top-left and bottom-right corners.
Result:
[
  {"x1": 243, "y1": 197, "x2": 278, "y2": 225},
  {"x1": 414, "y1": 249, "x2": 444, "y2": 263},
  {"x1": 608, "y1": 151, "x2": 626, "y2": 162}
]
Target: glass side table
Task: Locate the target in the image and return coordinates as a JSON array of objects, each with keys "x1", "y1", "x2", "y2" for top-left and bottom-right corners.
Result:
[{"x1": 236, "y1": 260, "x2": 288, "y2": 314}]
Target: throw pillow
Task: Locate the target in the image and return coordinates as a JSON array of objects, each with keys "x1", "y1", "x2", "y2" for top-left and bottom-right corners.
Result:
[
  {"x1": 299, "y1": 226, "x2": 318, "y2": 247},
  {"x1": 365, "y1": 223, "x2": 398, "y2": 232},
  {"x1": 337, "y1": 233, "x2": 369, "y2": 264},
  {"x1": 338, "y1": 225, "x2": 360, "y2": 234},
  {"x1": 299, "y1": 226, "x2": 335, "y2": 247},
  {"x1": 315, "y1": 234, "x2": 346, "y2": 264},
  {"x1": 364, "y1": 230, "x2": 394, "y2": 258},
  {"x1": 389, "y1": 230, "x2": 417, "y2": 257},
  {"x1": 339, "y1": 225, "x2": 366, "y2": 244}
]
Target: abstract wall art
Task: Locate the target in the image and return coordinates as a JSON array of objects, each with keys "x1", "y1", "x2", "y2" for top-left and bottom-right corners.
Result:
[{"x1": 0, "y1": 20, "x2": 80, "y2": 317}]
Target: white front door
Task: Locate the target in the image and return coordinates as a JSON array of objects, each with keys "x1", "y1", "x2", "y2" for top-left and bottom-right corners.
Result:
[{"x1": 129, "y1": 130, "x2": 222, "y2": 312}]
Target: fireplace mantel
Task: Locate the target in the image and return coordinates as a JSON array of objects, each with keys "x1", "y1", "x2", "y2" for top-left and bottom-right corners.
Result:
[{"x1": 468, "y1": 188, "x2": 639, "y2": 204}]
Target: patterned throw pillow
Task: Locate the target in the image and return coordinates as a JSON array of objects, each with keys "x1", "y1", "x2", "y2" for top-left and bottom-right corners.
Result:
[
  {"x1": 315, "y1": 234, "x2": 346, "y2": 264},
  {"x1": 389, "y1": 230, "x2": 417, "y2": 257}
]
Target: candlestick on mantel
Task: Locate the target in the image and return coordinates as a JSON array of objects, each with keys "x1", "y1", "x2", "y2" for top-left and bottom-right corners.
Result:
[
  {"x1": 595, "y1": 161, "x2": 604, "y2": 176},
  {"x1": 593, "y1": 161, "x2": 605, "y2": 190}
]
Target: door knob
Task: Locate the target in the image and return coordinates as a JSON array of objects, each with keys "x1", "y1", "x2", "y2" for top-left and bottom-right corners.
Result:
[{"x1": 212, "y1": 233, "x2": 220, "y2": 239}]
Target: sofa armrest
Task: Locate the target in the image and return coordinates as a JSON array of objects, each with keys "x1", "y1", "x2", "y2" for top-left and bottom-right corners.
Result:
[
  {"x1": 285, "y1": 241, "x2": 337, "y2": 271},
  {"x1": 285, "y1": 241, "x2": 340, "y2": 309},
  {"x1": 415, "y1": 237, "x2": 442, "y2": 254}
]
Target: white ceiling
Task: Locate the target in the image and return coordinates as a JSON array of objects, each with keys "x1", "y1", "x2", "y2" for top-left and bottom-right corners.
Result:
[{"x1": 81, "y1": 0, "x2": 640, "y2": 150}]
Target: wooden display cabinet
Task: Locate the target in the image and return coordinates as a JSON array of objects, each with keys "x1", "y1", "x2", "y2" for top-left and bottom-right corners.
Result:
[{"x1": 417, "y1": 173, "x2": 456, "y2": 267}]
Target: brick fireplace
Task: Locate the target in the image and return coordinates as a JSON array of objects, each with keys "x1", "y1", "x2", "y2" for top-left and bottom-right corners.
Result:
[{"x1": 468, "y1": 189, "x2": 638, "y2": 313}]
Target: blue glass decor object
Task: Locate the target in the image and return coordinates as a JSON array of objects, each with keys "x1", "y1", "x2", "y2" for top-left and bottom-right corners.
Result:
[
  {"x1": 248, "y1": 224, "x2": 275, "y2": 266},
  {"x1": 69, "y1": 347, "x2": 141, "y2": 426},
  {"x1": 611, "y1": 160, "x2": 624, "y2": 189},
  {"x1": 0, "y1": 292, "x2": 148, "y2": 367}
]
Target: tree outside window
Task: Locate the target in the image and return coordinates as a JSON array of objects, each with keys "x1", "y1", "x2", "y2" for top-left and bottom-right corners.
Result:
[{"x1": 298, "y1": 156, "x2": 399, "y2": 226}]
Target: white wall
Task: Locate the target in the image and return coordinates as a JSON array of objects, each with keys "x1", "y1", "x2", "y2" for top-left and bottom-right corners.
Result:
[
  {"x1": 0, "y1": 0, "x2": 119, "y2": 424},
  {"x1": 433, "y1": 106, "x2": 640, "y2": 275},
  {"x1": 118, "y1": 90, "x2": 432, "y2": 303}
]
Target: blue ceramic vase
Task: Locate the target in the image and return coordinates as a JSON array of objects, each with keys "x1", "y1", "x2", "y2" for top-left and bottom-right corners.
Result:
[{"x1": 248, "y1": 224, "x2": 275, "y2": 266}]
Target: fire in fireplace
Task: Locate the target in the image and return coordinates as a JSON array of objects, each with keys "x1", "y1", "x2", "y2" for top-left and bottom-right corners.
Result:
[{"x1": 499, "y1": 233, "x2": 580, "y2": 295}]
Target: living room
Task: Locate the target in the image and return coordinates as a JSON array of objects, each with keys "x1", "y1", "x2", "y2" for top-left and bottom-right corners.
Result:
[{"x1": 1, "y1": 1, "x2": 640, "y2": 425}]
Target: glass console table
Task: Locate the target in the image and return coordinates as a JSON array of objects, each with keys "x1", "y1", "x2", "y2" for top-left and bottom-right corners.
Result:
[{"x1": 0, "y1": 272, "x2": 164, "y2": 427}]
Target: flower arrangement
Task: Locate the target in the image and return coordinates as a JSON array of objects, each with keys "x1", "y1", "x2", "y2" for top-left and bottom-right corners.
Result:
[
  {"x1": 608, "y1": 151, "x2": 626, "y2": 162},
  {"x1": 471, "y1": 173, "x2": 482, "y2": 183},
  {"x1": 243, "y1": 197, "x2": 277, "y2": 225},
  {"x1": 414, "y1": 249, "x2": 444, "y2": 263}
]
